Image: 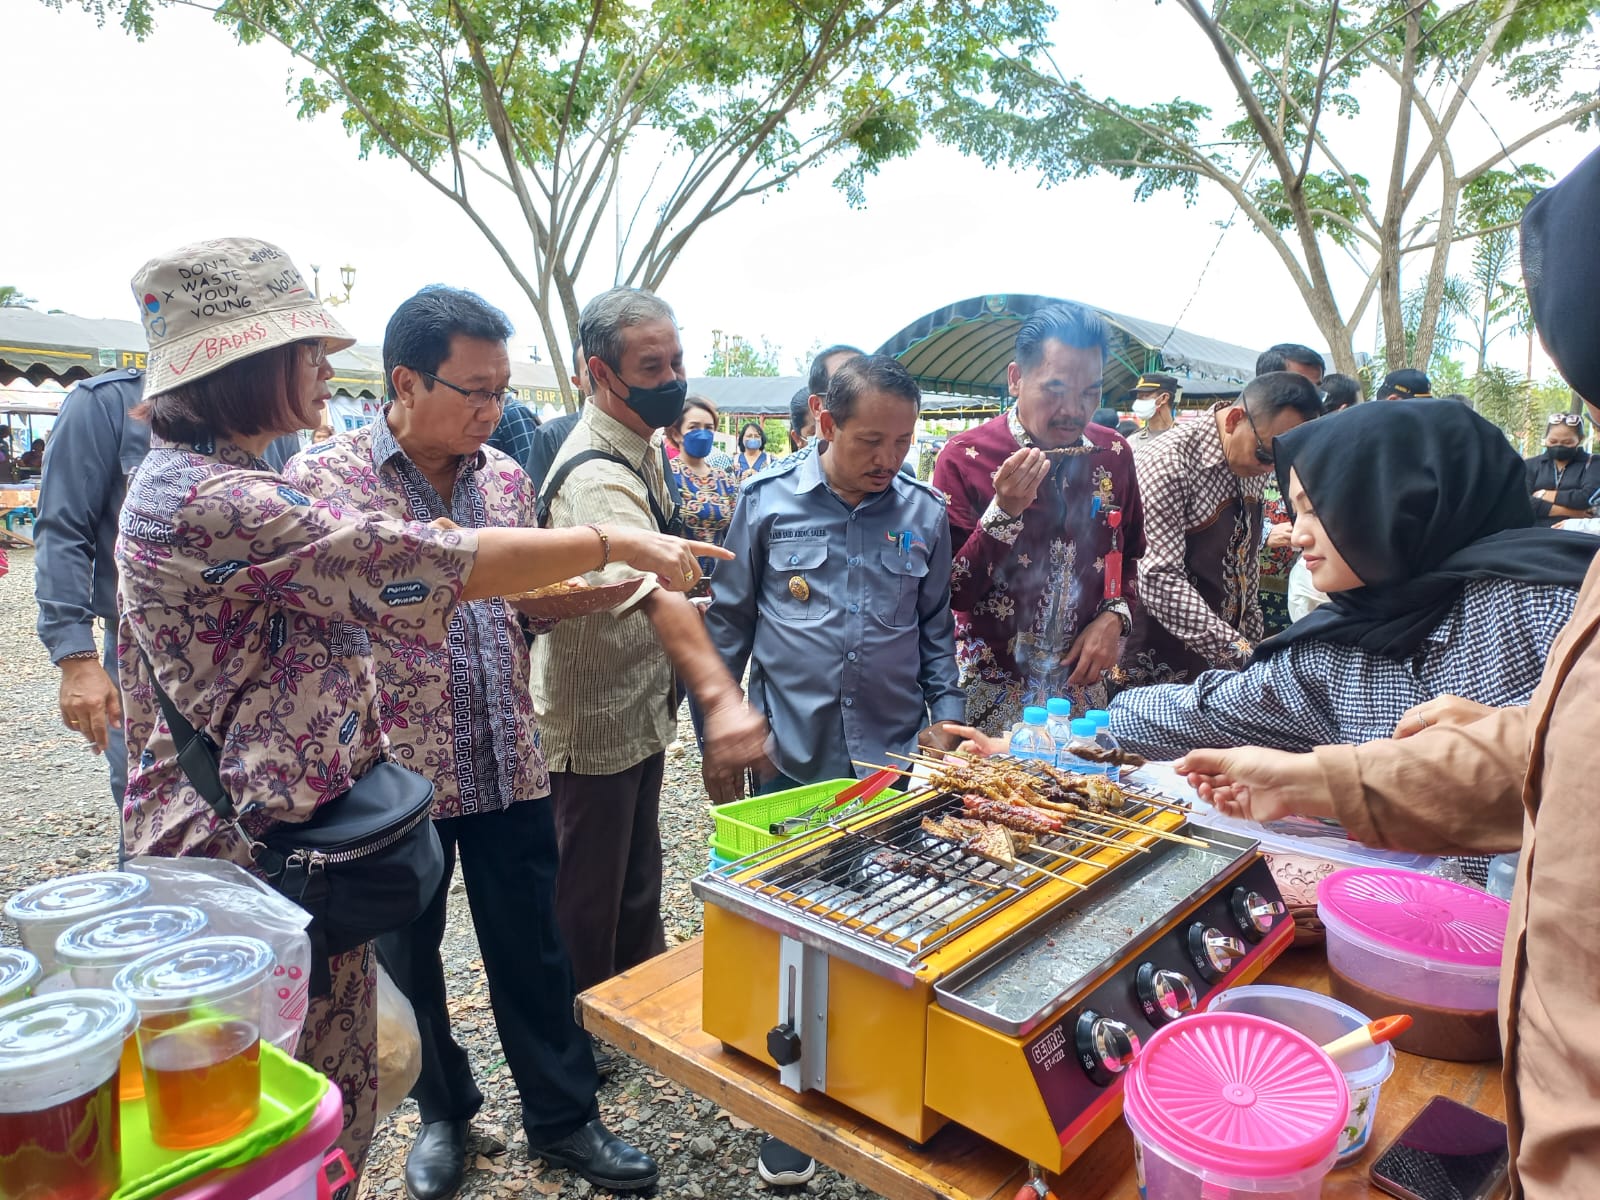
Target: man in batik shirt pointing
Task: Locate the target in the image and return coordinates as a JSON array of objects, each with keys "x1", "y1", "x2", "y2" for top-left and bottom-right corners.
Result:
[{"x1": 931, "y1": 305, "x2": 1145, "y2": 735}]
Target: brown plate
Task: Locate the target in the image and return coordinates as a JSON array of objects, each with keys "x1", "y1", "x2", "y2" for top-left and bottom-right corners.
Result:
[{"x1": 507, "y1": 577, "x2": 642, "y2": 619}]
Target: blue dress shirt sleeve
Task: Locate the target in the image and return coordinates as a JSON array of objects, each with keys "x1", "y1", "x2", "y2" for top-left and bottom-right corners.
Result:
[
  {"x1": 915, "y1": 507, "x2": 965, "y2": 725},
  {"x1": 34, "y1": 376, "x2": 139, "y2": 662},
  {"x1": 705, "y1": 485, "x2": 763, "y2": 681}
]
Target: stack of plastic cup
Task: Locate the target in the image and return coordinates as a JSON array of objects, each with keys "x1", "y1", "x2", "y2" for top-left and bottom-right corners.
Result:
[
  {"x1": 56, "y1": 905, "x2": 209, "y2": 1101},
  {"x1": 114, "y1": 936, "x2": 276, "y2": 1150},
  {"x1": 0, "y1": 949, "x2": 41, "y2": 1009},
  {"x1": 0, "y1": 989, "x2": 138, "y2": 1200},
  {"x1": 4, "y1": 872, "x2": 150, "y2": 976}
]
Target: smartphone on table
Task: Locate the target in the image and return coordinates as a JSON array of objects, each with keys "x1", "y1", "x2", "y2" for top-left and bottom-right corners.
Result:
[{"x1": 1370, "y1": 1095, "x2": 1510, "y2": 1200}]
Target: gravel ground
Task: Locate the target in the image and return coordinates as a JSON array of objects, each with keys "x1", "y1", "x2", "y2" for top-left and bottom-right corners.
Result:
[{"x1": 0, "y1": 547, "x2": 882, "y2": 1199}]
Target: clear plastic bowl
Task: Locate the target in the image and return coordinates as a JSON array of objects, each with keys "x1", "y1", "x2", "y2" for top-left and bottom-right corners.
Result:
[
  {"x1": 1318, "y1": 868, "x2": 1507, "y2": 1012},
  {"x1": 1207, "y1": 984, "x2": 1395, "y2": 1164},
  {"x1": 4, "y1": 872, "x2": 151, "y2": 975}
]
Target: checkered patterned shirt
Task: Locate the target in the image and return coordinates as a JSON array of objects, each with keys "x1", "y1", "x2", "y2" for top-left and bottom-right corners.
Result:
[
  {"x1": 1109, "y1": 577, "x2": 1579, "y2": 758},
  {"x1": 487, "y1": 400, "x2": 542, "y2": 480},
  {"x1": 1134, "y1": 405, "x2": 1265, "y2": 666}
]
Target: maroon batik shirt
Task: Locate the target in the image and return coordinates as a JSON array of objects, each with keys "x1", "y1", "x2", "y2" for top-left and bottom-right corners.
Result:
[{"x1": 932, "y1": 410, "x2": 1145, "y2": 735}]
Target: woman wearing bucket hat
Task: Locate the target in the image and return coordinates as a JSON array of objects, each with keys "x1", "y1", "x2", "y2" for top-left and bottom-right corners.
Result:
[{"x1": 116, "y1": 237, "x2": 726, "y2": 1186}]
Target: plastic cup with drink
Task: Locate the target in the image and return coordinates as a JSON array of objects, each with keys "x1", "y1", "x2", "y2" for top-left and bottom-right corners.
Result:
[
  {"x1": 4, "y1": 872, "x2": 150, "y2": 976},
  {"x1": 0, "y1": 950, "x2": 41, "y2": 1009},
  {"x1": 114, "y1": 936, "x2": 275, "y2": 1150},
  {"x1": 56, "y1": 906, "x2": 208, "y2": 1102},
  {"x1": 0, "y1": 989, "x2": 138, "y2": 1200}
]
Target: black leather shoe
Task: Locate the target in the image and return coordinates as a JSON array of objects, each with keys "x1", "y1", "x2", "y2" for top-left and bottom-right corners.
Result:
[
  {"x1": 405, "y1": 1119, "x2": 470, "y2": 1200},
  {"x1": 530, "y1": 1118, "x2": 659, "y2": 1191},
  {"x1": 593, "y1": 1039, "x2": 617, "y2": 1081}
]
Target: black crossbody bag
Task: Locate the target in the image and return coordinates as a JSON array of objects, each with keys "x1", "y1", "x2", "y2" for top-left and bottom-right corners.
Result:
[{"x1": 141, "y1": 651, "x2": 444, "y2": 995}]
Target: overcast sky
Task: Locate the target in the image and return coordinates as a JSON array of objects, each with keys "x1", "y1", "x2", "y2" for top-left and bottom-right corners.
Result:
[{"x1": 4, "y1": 2, "x2": 1593, "y2": 378}]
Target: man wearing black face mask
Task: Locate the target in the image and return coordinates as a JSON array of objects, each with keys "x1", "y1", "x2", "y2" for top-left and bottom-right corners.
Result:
[
  {"x1": 531, "y1": 287, "x2": 769, "y2": 999},
  {"x1": 1525, "y1": 413, "x2": 1600, "y2": 527}
]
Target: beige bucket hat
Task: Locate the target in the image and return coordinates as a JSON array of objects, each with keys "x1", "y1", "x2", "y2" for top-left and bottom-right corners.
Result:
[{"x1": 130, "y1": 237, "x2": 356, "y2": 398}]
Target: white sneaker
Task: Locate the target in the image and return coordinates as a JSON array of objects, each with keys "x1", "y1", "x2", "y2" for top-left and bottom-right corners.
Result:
[{"x1": 757, "y1": 1136, "x2": 816, "y2": 1186}]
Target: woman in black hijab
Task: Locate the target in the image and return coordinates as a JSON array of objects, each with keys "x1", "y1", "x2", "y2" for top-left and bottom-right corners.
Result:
[{"x1": 1100, "y1": 399, "x2": 1600, "y2": 758}]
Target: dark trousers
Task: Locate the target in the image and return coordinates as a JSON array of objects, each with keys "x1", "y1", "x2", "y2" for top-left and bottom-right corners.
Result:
[
  {"x1": 376, "y1": 799, "x2": 599, "y2": 1144},
  {"x1": 549, "y1": 754, "x2": 667, "y2": 993}
]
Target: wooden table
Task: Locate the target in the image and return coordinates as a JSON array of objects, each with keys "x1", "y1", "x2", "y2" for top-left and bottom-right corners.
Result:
[{"x1": 579, "y1": 939, "x2": 1505, "y2": 1200}]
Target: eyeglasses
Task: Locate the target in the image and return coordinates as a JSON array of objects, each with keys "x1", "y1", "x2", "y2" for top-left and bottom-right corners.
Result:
[
  {"x1": 1241, "y1": 404, "x2": 1275, "y2": 465},
  {"x1": 418, "y1": 371, "x2": 518, "y2": 410},
  {"x1": 1548, "y1": 413, "x2": 1583, "y2": 427},
  {"x1": 302, "y1": 340, "x2": 329, "y2": 367}
]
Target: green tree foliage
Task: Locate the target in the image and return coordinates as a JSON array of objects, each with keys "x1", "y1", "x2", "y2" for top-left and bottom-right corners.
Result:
[
  {"x1": 707, "y1": 332, "x2": 781, "y2": 377},
  {"x1": 1473, "y1": 364, "x2": 1540, "y2": 450},
  {"x1": 933, "y1": 0, "x2": 1599, "y2": 374},
  {"x1": 0, "y1": 287, "x2": 35, "y2": 309},
  {"x1": 58, "y1": 0, "x2": 1051, "y2": 407}
]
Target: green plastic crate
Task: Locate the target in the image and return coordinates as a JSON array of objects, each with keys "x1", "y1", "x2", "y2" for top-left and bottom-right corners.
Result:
[{"x1": 710, "y1": 778, "x2": 896, "y2": 860}]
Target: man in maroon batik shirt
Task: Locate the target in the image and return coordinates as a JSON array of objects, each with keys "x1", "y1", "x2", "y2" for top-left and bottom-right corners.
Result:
[{"x1": 932, "y1": 305, "x2": 1145, "y2": 735}]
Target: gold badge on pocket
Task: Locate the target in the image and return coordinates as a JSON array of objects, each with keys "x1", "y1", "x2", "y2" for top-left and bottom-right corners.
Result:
[{"x1": 789, "y1": 576, "x2": 811, "y2": 602}]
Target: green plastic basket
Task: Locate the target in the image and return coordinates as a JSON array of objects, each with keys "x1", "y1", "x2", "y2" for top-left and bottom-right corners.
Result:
[
  {"x1": 709, "y1": 778, "x2": 897, "y2": 861},
  {"x1": 113, "y1": 1040, "x2": 328, "y2": 1200}
]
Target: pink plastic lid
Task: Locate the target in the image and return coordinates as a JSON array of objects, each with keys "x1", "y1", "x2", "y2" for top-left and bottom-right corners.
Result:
[
  {"x1": 1124, "y1": 1012, "x2": 1348, "y2": 1178},
  {"x1": 1319, "y1": 868, "x2": 1509, "y2": 966}
]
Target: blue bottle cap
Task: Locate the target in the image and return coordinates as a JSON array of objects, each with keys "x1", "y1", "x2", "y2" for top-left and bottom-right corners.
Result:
[
  {"x1": 1086, "y1": 709, "x2": 1111, "y2": 727},
  {"x1": 1046, "y1": 698, "x2": 1072, "y2": 717},
  {"x1": 1070, "y1": 718, "x2": 1098, "y2": 737},
  {"x1": 1022, "y1": 706, "x2": 1049, "y2": 725}
]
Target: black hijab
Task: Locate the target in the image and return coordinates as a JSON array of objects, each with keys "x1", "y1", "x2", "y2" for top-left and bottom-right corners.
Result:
[
  {"x1": 1522, "y1": 144, "x2": 1600, "y2": 407},
  {"x1": 1255, "y1": 399, "x2": 1600, "y2": 661}
]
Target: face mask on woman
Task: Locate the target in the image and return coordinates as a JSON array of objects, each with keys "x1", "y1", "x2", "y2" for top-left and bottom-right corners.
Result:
[
  {"x1": 743, "y1": 435, "x2": 764, "y2": 452},
  {"x1": 1548, "y1": 444, "x2": 1582, "y2": 461},
  {"x1": 682, "y1": 428, "x2": 716, "y2": 459}
]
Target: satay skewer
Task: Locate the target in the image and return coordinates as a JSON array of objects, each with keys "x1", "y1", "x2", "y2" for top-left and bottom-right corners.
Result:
[{"x1": 919, "y1": 754, "x2": 1217, "y2": 850}]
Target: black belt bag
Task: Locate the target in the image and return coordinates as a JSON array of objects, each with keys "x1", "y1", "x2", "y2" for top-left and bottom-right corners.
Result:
[{"x1": 141, "y1": 651, "x2": 444, "y2": 995}]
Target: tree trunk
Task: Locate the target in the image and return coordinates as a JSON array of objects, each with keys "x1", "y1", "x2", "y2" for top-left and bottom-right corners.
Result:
[{"x1": 1411, "y1": 165, "x2": 1460, "y2": 368}]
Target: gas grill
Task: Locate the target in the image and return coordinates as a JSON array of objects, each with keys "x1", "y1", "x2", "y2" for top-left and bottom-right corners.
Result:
[{"x1": 693, "y1": 776, "x2": 1292, "y2": 1171}]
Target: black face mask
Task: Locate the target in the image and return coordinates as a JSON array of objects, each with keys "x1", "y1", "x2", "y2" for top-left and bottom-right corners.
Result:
[
  {"x1": 1548, "y1": 444, "x2": 1582, "y2": 461},
  {"x1": 608, "y1": 368, "x2": 687, "y2": 429}
]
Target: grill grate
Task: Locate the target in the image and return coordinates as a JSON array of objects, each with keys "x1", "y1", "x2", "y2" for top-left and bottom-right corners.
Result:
[{"x1": 712, "y1": 780, "x2": 1177, "y2": 968}]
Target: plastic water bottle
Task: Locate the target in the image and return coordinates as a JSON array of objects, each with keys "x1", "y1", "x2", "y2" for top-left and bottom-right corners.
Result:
[
  {"x1": 1058, "y1": 718, "x2": 1112, "y2": 777},
  {"x1": 1044, "y1": 698, "x2": 1075, "y2": 762},
  {"x1": 1486, "y1": 853, "x2": 1519, "y2": 901},
  {"x1": 1008, "y1": 706, "x2": 1055, "y2": 763},
  {"x1": 1084, "y1": 708, "x2": 1122, "y2": 784}
]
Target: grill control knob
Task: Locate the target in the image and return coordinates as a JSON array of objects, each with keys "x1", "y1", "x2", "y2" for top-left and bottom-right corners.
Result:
[
  {"x1": 1136, "y1": 962, "x2": 1199, "y2": 1025},
  {"x1": 766, "y1": 1022, "x2": 802, "y2": 1067},
  {"x1": 1230, "y1": 887, "x2": 1287, "y2": 942},
  {"x1": 1074, "y1": 1009, "x2": 1141, "y2": 1085},
  {"x1": 1187, "y1": 923, "x2": 1248, "y2": 982}
]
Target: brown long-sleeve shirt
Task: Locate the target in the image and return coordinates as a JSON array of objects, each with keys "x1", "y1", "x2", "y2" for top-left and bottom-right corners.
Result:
[{"x1": 1306, "y1": 552, "x2": 1600, "y2": 1199}]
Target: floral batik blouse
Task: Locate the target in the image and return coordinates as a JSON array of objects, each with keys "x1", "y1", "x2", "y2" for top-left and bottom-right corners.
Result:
[
  {"x1": 671, "y1": 460, "x2": 739, "y2": 598},
  {"x1": 115, "y1": 436, "x2": 478, "y2": 864}
]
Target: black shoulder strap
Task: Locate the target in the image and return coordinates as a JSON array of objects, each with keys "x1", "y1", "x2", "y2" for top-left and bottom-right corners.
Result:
[
  {"x1": 537, "y1": 447, "x2": 678, "y2": 533},
  {"x1": 137, "y1": 647, "x2": 238, "y2": 823}
]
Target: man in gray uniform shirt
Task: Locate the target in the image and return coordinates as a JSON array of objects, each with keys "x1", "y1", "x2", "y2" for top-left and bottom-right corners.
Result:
[
  {"x1": 34, "y1": 367, "x2": 302, "y2": 846},
  {"x1": 707, "y1": 354, "x2": 965, "y2": 790}
]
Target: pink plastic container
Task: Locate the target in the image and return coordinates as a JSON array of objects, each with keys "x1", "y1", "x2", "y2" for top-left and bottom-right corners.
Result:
[
  {"x1": 1123, "y1": 1011, "x2": 1348, "y2": 1199},
  {"x1": 164, "y1": 1080, "x2": 354, "y2": 1200},
  {"x1": 1318, "y1": 868, "x2": 1508, "y2": 1011}
]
